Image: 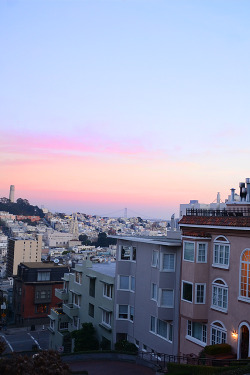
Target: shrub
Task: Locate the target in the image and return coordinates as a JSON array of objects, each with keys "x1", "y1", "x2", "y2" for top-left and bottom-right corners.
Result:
[
  {"x1": 203, "y1": 344, "x2": 232, "y2": 356},
  {"x1": 71, "y1": 323, "x2": 99, "y2": 352},
  {"x1": 114, "y1": 340, "x2": 138, "y2": 353}
]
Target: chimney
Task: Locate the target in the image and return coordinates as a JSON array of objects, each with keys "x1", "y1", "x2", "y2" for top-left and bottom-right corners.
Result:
[
  {"x1": 217, "y1": 192, "x2": 221, "y2": 204},
  {"x1": 230, "y1": 188, "x2": 235, "y2": 202},
  {"x1": 239, "y1": 182, "x2": 245, "y2": 201},
  {"x1": 246, "y1": 178, "x2": 250, "y2": 202}
]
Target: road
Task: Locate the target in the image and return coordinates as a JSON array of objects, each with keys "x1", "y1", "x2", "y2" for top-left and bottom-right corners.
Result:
[{"x1": 0, "y1": 327, "x2": 50, "y2": 353}]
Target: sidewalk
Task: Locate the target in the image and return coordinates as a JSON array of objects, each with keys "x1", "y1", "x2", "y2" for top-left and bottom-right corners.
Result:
[{"x1": 4, "y1": 325, "x2": 48, "y2": 335}]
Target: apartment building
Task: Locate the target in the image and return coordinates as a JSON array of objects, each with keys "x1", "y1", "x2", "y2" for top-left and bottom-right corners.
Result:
[
  {"x1": 178, "y1": 179, "x2": 250, "y2": 359},
  {"x1": 13, "y1": 262, "x2": 68, "y2": 325},
  {"x1": 114, "y1": 229, "x2": 182, "y2": 356},
  {"x1": 6, "y1": 235, "x2": 42, "y2": 276},
  {"x1": 49, "y1": 259, "x2": 115, "y2": 352}
]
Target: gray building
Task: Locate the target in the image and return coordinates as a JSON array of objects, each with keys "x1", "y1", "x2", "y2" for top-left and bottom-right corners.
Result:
[
  {"x1": 49, "y1": 259, "x2": 116, "y2": 352},
  {"x1": 113, "y1": 231, "x2": 182, "y2": 356}
]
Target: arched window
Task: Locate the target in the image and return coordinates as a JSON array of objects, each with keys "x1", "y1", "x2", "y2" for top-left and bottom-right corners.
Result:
[
  {"x1": 211, "y1": 321, "x2": 227, "y2": 345},
  {"x1": 240, "y1": 250, "x2": 250, "y2": 301},
  {"x1": 212, "y1": 279, "x2": 228, "y2": 312},
  {"x1": 213, "y1": 236, "x2": 230, "y2": 269}
]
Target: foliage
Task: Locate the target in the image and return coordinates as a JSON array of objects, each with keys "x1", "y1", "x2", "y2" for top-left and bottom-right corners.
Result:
[
  {"x1": 79, "y1": 234, "x2": 91, "y2": 246},
  {"x1": 71, "y1": 323, "x2": 99, "y2": 352},
  {"x1": 114, "y1": 340, "x2": 138, "y2": 354},
  {"x1": 220, "y1": 364, "x2": 250, "y2": 375},
  {"x1": 0, "y1": 350, "x2": 70, "y2": 375},
  {"x1": 92, "y1": 232, "x2": 117, "y2": 247},
  {"x1": 167, "y1": 363, "x2": 240, "y2": 375},
  {"x1": 202, "y1": 344, "x2": 232, "y2": 356},
  {"x1": 0, "y1": 197, "x2": 45, "y2": 218}
]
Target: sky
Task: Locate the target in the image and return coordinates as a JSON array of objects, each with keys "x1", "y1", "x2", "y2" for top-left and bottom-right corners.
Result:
[{"x1": 1, "y1": 0, "x2": 250, "y2": 219}]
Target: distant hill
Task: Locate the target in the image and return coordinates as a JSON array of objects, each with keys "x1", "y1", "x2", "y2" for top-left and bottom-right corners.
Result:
[{"x1": 0, "y1": 198, "x2": 45, "y2": 218}]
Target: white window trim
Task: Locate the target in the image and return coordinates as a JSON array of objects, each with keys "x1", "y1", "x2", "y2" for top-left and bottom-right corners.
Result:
[
  {"x1": 159, "y1": 288, "x2": 174, "y2": 308},
  {"x1": 195, "y1": 283, "x2": 206, "y2": 304},
  {"x1": 102, "y1": 310, "x2": 112, "y2": 327},
  {"x1": 119, "y1": 245, "x2": 136, "y2": 262},
  {"x1": 181, "y1": 280, "x2": 193, "y2": 304},
  {"x1": 152, "y1": 250, "x2": 159, "y2": 268},
  {"x1": 103, "y1": 283, "x2": 113, "y2": 300},
  {"x1": 211, "y1": 278, "x2": 228, "y2": 313},
  {"x1": 151, "y1": 283, "x2": 158, "y2": 302},
  {"x1": 150, "y1": 316, "x2": 173, "y2": 343},
  {"x1": 183, "y1": 241, "x2": 195, "y2": 263},
  {"x1": 118, "y1": 275, "x2": 135, "y2": 292},
  {"x1": 196, "y1": 242, "x2": 208, "y2": 263},
  {"x1": 238, "y1": 248, "x2": 250, "y2": 302},
  {"x1": 186, "y1": 320, "x2": 207, "y2": 347},
  {"x1": 212, "y1": 237, "x2": 230, "y2": 269},
  {"x1": 161, "y1": 253, "x2": 176, "y2": 272},
  {"x1": 210, "y1": 321, "x2": 227, "y2": 345},
  {"x1": 117, "y1": 304, "x2": 134, "y2": 322}
]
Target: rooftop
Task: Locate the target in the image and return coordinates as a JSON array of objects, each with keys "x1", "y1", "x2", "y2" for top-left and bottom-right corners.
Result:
[
  {"x1": 21, "y1": 262, "x2": 68, "y2": 269},
  {"x1": 91, "y1": 261, "x2": 116, "y2": 278},
  {"x1": 109, "y1": 235, "x2": 181, "y2": 246},
  {"x1": 179, "y1": 215, "x2": 250, "y2": 228}
]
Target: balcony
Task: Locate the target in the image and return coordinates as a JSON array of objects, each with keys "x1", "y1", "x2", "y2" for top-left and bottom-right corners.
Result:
[
  {"x1": 63, "y1": 303, "x2": 79, "y2": 317},
  {"x1": 55, "y1": 288, "x2": 69, "y2": 300},
  {"x1": 157, "y1": 307, "x2": 174, "y2": 321}
]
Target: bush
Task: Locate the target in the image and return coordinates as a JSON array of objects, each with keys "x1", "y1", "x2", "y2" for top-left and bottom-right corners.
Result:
[
  {"x1": 203, "y1": 344, "x2": 232, "y2": 356},
  {"x1": 114, "y1": 340, "x2": 138, "y2": 353},
  {"x1": 167, "y1": 363, "x2": 240, "y2": 375},
  {"x1": 71, "y1": 323, "x2": 99, "y2": 352}
]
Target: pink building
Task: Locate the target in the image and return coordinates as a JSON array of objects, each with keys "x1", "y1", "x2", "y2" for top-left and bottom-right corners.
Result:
[{"x1": 179, "y1": 196, "x2": 250, "y2": 359}]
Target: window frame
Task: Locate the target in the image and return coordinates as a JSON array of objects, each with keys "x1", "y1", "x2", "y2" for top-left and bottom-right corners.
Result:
[
  {"x1": 186, "y1": 320, "x2": 207, "y2": 347},
  {"x1": 118, "y1": 275, "x2": 135, "y2": 292},
  {"x1": 197, "y1": 242, "x2": 208, "y2": 263},
  {"x1": 212, "y1": 236, "x2": 230, "y2": 269},
  {"x1": 239, "y1": 249, "x2": 250, "y2": 303},
  {"x1": 195, "y1": 283, "x2": 206, "y2": 304},
  {"x1": 182, "y1": 280, "x2": 193, "y2": 303},
  {"x1": 211, "y1": 278, "x2": 228, "y2": 312},
  {"x1": 120, "y1": 245, "x2": 136, "y2": 262},
  {"x1": 183, "y1": 241, "x2": 195, "y2": 262},
  {"x1": 102, "y1": 310, "x2": 112, "y2": 327},
  {"x1": 117, "y1": 304, "x2": 134, "y2": 322},
  {"x1": 160, "y1": 288, "x2": 174, "y2": 308},
  {"x1": 150, "y1": 315, "x2": 173, "y2": 343},
  {"x1": 162, "y1": 253, "x2": 175, "y2": 272},
  {"x1": 103, "y1": 283, "x2": 113, "y2": 299},
  {"x1": 151, "y1": 283, "x2": 158, "y2": 301},
  {"x1": 210, "y1": 321, "x2": 227, "y2": 345},
  {"x1": 152, "y1": 250, "x2": 159, "y2": 268}
]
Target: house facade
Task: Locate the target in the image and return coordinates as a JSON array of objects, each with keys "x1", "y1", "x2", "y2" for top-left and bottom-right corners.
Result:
[
  {"x1": 113, "y1": 231, "x2": 182, "y2": 356},
  {"x1": 48, "y1": 259, "x2": 115, "y2": 353},
  {"x1": 179, "y1": 208, "x2": 250, "y2": 359}
]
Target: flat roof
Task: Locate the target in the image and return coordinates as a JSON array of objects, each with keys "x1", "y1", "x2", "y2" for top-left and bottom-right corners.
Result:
[
  {"x1": 91, "y1": 262, "x2": 116, "y2": 278},
  {"x1": 21, "y1": 262, "x2": 68, "y2": 269},
  {"x1": 109, "y1": 235, "x2": 181, "y2": 246}
]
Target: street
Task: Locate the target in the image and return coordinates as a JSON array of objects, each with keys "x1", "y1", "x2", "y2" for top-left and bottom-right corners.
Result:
[{"x1": 0, "y1": 327, "x2": 50, "y2": 353}]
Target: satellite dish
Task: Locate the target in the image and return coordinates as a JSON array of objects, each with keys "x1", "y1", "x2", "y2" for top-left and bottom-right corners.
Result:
[{"x1": 54, "y1": 258, "x2": 59, "y2": 264}]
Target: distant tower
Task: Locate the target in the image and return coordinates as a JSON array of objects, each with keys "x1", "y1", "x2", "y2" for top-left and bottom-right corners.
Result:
[
  {"x1": 69, "y1": 213, "x2": 79, "y2": 240},
  {"x1": 9, "y1": 185, "x2": 15, "y2": 203},
  {"x1": 124, "y1": 208, "x2": 127, "y2": 219}
]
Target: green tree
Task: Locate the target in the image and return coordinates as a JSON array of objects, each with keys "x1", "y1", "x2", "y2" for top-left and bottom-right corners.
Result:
[
  {"x1": 79, "y1": 234, "x2": 91, "y2": 246},
  {"x1": 71, "y1": 322, "x2": 99, "y2": 352},
  {"x1": 93, "y1": 232, "x2": 117, "y2": 247}
]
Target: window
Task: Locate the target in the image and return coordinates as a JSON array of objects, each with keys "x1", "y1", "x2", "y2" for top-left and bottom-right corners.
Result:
[
  {"x1": 211, "y1": 322, "x2": 227, "y2": 345},
  {"x1": 182, "y1": 281, "x2": 193, "y2": 302},
  {"x1": 161, "y1": 289, "x2": 174, "y2": 307},
  {"x1": 213, "y1": 237, "x2": 230, "y2": 268},
  {"x1": 212, "y1": 279, "x2": 228, "y2": 312},
  {"x1": 150, "y1": 316, "x2": 173, "y2": 342},
  {"x1": 37, "y1": 271, "x2": 50, "y2": 281},
  {"x1": 195, "y1": 284, "x2": 206, "y2": 304},
  {"x1": 118, "y1": 305, "x2": 134, "y2": 321},
  {"x1": 118, "y1": 275, "x2": 135, "y2": 292},
  {"x1": 103, "y1": 283, "x2": 113, "y2": 299},
  {"x1": 88, "y1": 303, "x2": 94, "y2": 317},
  {"x1": 73, "y1": 293, "x2": 81, "y2": 307},
  {"x1": 187, "y1": 320, "x2": 207, "y2": 345},
  {"x1": 102, "y1": 310, "x2": 111, "y2": 327},
  {"x1": 35, "y1": 304, "x2": 49, "y2": 314},
  {"x1": 75, "y1": 271, "x2": 82, "y2": 284},
  {"x1": 120, "y1": 245, "x2": 136, "y2": 261},
  {"x1": 240, "y1": 249, "x2": 250, "y2": 301},
  {"x1": 197, "y1": 243, "x2": 207, "y2": 263},
  {"x1": 119, "y1": 276, "x2": 129, "y2": 289},
  {"x1": 59, "y1": 322, "x2": 69, "y2": 331},
  {"x1": 50, "y1": 319, "x2": 55, "y2": 331},
  {"x1": 118, "y1": 305, "x2": 128, "y2": 319},
  {"x1": 162, "y1": 254, "x2": 175, "y2": 271},
  {"x1": 152, "y1": 251, "x2": 159, "y2": 267},
  {"x1": 183, "y1": 242, "x2": 195, "y2": 262},
  {"x1": 151, "y1": 283, "x2": 158, "y2": 301},
  {"x1": 89, "y1": 278, "x2": 96, "y2": 297},
  {"x1": 36, "y1": 290, "x2": 50, "y2": 299}
]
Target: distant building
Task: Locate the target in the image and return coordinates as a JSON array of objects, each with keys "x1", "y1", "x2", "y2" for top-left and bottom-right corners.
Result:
[
  {"x1": 13, "y1": 262, "x2": 68, "y2": 326},
  {"x1": 9, "y1": 185, "x2": 15, "y2": 203},
  {"x1": 6, "y1": 235, "x2": 42, "y2": 277}
]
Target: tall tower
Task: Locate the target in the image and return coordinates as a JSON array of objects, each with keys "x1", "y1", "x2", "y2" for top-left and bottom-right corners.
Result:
[
  {"x1": 69, "y1": 213, "x2": 79, "y2": 240},
  {"x1": 9, "y1": 185, "x2": 15, "y2": 203}
]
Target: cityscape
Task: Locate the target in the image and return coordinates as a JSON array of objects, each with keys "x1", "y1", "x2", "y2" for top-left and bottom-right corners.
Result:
[{"x1": 1, "y1": 1, "x2": 250, "y2": 374}]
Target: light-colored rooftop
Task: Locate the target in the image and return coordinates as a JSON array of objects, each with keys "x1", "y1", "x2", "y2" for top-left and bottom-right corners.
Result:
[
  {"x1": 91, "y1": 261, "x2": 116, "y2": 278},
  {"x1": 109, "y1": 235, "x2": 181, "y2": 246},
  {"x1": 21, "y1": 262, "x2": 68, "y2": 269}
]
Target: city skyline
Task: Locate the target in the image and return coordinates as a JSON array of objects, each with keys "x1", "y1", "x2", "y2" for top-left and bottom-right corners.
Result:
[{"x1": 1, "y1": 1, "x2": 250, "y2": 219}]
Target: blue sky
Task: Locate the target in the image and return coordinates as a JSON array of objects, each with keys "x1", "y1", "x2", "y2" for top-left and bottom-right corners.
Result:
[{"x1": 1, "y1": 0, "x2": 250, "y2": 218}]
